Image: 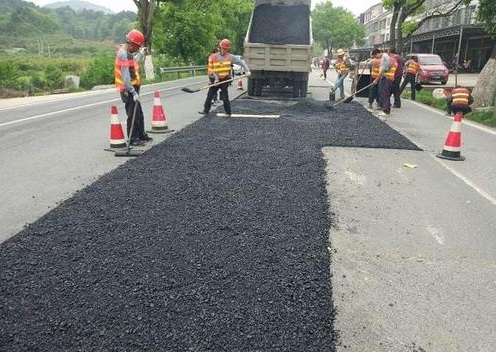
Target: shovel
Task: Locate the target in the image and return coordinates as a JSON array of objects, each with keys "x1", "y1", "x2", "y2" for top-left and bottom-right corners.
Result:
[
  {"x1": 114, "y1": 101, "x2": 144, "y2": 157},
  {"x1": 327, "y1": 82, "x2": 375, "y2": 110},
  {"x1": 181, "y1": 75, "x2": 248, "y2": 93}
]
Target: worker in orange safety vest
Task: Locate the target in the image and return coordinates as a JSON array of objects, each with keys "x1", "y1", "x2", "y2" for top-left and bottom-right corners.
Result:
[
  {"x1": 447, "y1": 86, "x2": 473, "y2": 116},
  {"x1": 199, "y1": 38, "x2": 251, "y2": 117},
  {"x1": 367, "y1": 48, "x2": 382, "y2": 110},
  {"x1": 400, "y1": 56, "x2": 420, "y2": 100},
  {"x1": 115, "y1": 29, "x2": 152, "y2": 146}
]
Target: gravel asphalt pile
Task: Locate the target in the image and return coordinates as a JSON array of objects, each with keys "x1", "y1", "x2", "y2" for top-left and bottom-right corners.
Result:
[
  {"x1": 0, "y1": 99, "x2": 419, "y2": 351},
  {"x1": 248, "y1": 4, "x2": 310, "y2": 45}
]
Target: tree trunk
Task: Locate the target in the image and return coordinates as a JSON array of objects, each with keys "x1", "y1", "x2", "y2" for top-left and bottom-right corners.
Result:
[
  {"x1": 396, "y1": 10, "x2": 408, "y2": 54},
  {"x1": 472, "y1": 42, "x2": 496, "y2": 108},
  {"x1": 389, "y1": 5, "x2": 400, "y2": 50},
  {"x1": 134, "y1": 0, "x2": 156, "y2": 80}
]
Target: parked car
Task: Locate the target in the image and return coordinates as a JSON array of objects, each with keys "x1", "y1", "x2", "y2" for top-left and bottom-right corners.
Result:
[
  {"x1": 406, "y1": 53, "x2": 449, "y2": 85},
  {"x1": 232, "y1": 55, "x2": 246, "y2": 75}
]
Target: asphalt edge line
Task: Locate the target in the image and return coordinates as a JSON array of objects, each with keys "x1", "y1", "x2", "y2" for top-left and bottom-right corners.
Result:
[{"x1": 407, "y1": 99, "x2": 496, "y2": 136}]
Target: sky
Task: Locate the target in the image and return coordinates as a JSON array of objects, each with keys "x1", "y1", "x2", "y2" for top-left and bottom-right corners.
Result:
[{"x1": 29, "y1": 0, "x2": 380, "y2": 16}]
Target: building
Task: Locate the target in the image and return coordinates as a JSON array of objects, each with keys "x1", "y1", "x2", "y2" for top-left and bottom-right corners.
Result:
[{"x1": 354, "y1": 0, "x2": 494, "y2": 71}]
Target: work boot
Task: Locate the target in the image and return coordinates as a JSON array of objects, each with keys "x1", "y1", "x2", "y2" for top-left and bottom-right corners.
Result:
[
  {"x1": 140, "y1": 135, "x2": 153, "y2": 142},
  {"x1": 198, "y1": 110, "x2": 209, "y2": 115},
  {"x1": 130, "y1": 139, "x2": 145, "y2": 146}
]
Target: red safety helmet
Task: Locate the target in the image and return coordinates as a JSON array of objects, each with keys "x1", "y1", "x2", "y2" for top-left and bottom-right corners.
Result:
[
  {"x1": 219, "y1": 39, "x2": 230, "y2": 50},
  {"x1": 126, "y1": 29, "x2": 145, "y2": 47}
]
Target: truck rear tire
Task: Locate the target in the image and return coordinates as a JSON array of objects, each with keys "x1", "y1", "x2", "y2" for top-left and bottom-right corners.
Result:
[
  {"x1": 254, "y1": 79, "x2": 263, "y2": 96},
  {"x1": 247, "y1": 78, "x2": 255, "y2": 96},
  {"x1": 299, "y1": 80, "x2": 308, "y2": 98},
  {"x1": 292, "y1": 81, "x2": 300, "y2": 98}
]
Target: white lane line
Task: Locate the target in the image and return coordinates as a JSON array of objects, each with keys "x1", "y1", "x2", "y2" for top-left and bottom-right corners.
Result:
[
  {"x1": 0, "y1": 98, "x2": 118, "y2": 127},
  {"x1": 427, "y1": 225, "x2": 445, "y2": 245},
  {"x1": 0, "y1": 82, "x2": 204, "y2": 128},
  {"x1": 430, "y1": 153, "x2": 496, "y2": 207}
]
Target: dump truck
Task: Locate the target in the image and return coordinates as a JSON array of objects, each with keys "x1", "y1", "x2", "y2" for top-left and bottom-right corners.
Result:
[{"x1": 244, "y1": 0, "x2": 313, "y2": 98}]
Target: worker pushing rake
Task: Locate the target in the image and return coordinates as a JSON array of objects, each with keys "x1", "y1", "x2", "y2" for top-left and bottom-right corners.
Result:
[{"x1": 184, "y1": 38, "x2": 251, "y2": 117}]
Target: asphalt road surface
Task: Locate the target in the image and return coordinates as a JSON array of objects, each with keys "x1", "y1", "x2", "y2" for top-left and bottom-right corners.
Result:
[{"x1": 1, "y1": 71, "x2": 495, "y2": 351}]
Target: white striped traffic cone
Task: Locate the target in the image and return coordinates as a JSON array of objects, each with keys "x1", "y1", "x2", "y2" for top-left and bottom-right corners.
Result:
[
  {"x1": 109, "y1": 106, "x2": 126, "y2": 149},
  {"x1": 148, "y1": 91, "x2": 170, "y2": 134},
  {"x1": 437, "y1": 112, "x2": 465, "y2": 161}
]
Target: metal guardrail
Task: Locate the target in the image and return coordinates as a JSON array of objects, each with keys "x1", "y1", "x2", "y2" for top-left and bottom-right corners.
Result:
[{"x1": 157, "y1": 65, "x2": 207, "y2": 79}]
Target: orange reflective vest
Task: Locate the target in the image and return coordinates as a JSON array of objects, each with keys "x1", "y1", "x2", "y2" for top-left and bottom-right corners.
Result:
[
  {"x1": 334, "y1": 58, "x2": 349, "y2": 75},
  {"x1": 115, "y1": 47, "x2": 141, "y2": 92},
  {"x1": 207, "y1": 53, "x2": 217, "y2": 76},
  {"x1": 406, "y1": 60, "x2": 420, "y2": 75},
  {"x1": 370, "y1": 58, "x2": 381, "y2": 79},
  {"x1": 383, "y1": 55, "x2": 397, "y2": 81},
  {"x1": 209, "y1": 52, "x2": 233, "y2": 79},
  {"x1": 451, "y1": 87, "x2": 470, "y2": 106}
]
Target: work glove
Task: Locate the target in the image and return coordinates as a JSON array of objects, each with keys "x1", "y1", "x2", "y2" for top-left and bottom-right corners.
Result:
[
  {"x1": 133, "y1": 92, "x2": 140, "y2": 102},
  {"x1": 245, "y1": 71, "x2": 251, "y2": 77},
  {"x1": 139, "y1": 47, "x2": 148, "y2": 56}
]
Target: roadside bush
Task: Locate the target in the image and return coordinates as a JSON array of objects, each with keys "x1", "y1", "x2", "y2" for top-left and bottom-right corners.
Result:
[{"x1": 80, "y1": 52, "x2": 114, "y2": 89}]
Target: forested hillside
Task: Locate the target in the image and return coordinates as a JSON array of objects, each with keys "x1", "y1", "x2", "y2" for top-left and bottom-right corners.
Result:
[{"x1": 0, "y1": 0, "x2": 136, "y2": 56}]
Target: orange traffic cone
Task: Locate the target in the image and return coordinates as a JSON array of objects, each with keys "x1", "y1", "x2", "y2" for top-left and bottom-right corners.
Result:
[
  {"x1": 237, "y1": 78, "x2": 244, "y2": 90},
  {"x1": 147, "y1": 91, "x2": 172, "y2": 134},
  {"x1": 109, "y1": 105, "x2": 126, "y2": 149},
  {"x1": 437, "y1": 112, "x2": 465, "y2": 161}
]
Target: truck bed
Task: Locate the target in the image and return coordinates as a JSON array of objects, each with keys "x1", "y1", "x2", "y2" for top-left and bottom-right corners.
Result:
[{"x1": 248, "y1": 4, "x2": 310, "y2": 45}]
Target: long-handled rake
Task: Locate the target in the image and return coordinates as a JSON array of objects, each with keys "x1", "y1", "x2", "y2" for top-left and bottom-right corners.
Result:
[
  {"x1": 327, "y1": 82, "x2": 375, "y2": 110},
  {"x1": 181, "y1": 75, "x2": 247, "y2": 93}
]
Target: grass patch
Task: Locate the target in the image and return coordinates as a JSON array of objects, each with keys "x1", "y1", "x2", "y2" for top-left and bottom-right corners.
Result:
[{"x1": 402, "y1": 88, "x2": 496, "y2": 128}]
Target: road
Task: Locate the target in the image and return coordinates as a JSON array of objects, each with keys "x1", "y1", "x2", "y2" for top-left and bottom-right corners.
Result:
[
  {"x1": 319, "y1": 69, "x2": 496, "y2": 351},
  {"x1": 1, "y1": 71, "x2": 495, "y2": 351},
  {"x1": 0, "y1": 77, "x2": 246, "y2": 242}
]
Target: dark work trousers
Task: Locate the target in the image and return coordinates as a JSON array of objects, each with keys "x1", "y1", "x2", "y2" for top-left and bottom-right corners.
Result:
[
  {"x1": 378, "y1": 77, "x2": 393, "y2": 114},
  {"x1": 368, "y1": 78, "x2": 380, "y2": 107},
  {"x1": 391, "y1": 75, "x2": 402, "y2": 107},
  {"x1": 209, "y1": 76, "x2": 219, "y2": 102},
  {"x1": 121, "y1": 85, "x2": 145, "y2": 141},
  {"x1": 451, "y1": 104, "x2": 472, "y2": 115},
  {"x1": 400, "y1": 73, "x2": 417, "y2": 100},
  {"x1": 204, "y1": 78, "x2": 231, "y2": 114}
]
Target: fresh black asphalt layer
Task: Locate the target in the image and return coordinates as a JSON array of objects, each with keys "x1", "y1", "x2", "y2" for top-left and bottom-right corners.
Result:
[
  {"x1": 0, "y1": 99, "x2": 419, "y2": 351},
  {"x1": 249, "y1": 4, "x2": 311, "y2": 45}
]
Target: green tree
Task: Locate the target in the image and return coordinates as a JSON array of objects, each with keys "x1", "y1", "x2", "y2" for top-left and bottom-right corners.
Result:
[
  {"x1": 471, "y1": 0, "x2": 496, "y2": 108},
  {"x1": 382, "y1": 0, "x2": 471, "y2": 53},
  {"x1": 312, "y1": 2, "x2": 365, "y2": 55}
]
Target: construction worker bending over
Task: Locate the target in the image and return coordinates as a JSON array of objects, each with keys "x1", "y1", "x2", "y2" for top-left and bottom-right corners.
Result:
[
  {"x1": 400, "y1": 56, "x2": 420, "y2": 101},
  {"x1": 447, "y1": 86, "x2": 473, "y2": 116},
  {"x1": 199, "y1": 38, "x2": 250, "y2": 117},
  {"x1": 373, "y1": 49, "x2": 398, "y2": 117},
  {"x1": 368, "y1": 49, "x2": 382, "y2": 110},
  {"x1": 333, "y1": 49, "x2": 350, "y2": 99},
  {"x1": 115, "y1": 29, "x2": 152, "y2": 146}
]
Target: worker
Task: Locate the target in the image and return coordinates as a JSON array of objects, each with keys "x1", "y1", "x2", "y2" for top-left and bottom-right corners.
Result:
[
  {"x1": 447, "y1": 86, "x2": 473, "y2": 116},
  {"x1": 333, "y1": 49, "x2": 351, "y2": 100},
  {"x1": 198, "y1": 38, "x2": 251, "y2": 117},
  {"x1": 373, "y1": 48, "x2": 397, "y2": 117},
  {"x1": 321, "y1": 56, "x2": 330, "y2": 79},
  {"x1": 388, "y1": 48, "x2": 403, "y2": 108},
  {"x1": 114, "y1": 29, "x2": 152, "y2": 146},
  {"x1": 368, "y1": 48, "x2": 382, "y2": 110},
  {"x1": 207, "y1": 47, "x2": 220, "y2": 104},
  {"x1": 400, "y1": 56, "x2": 420, "y2": 101}
]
